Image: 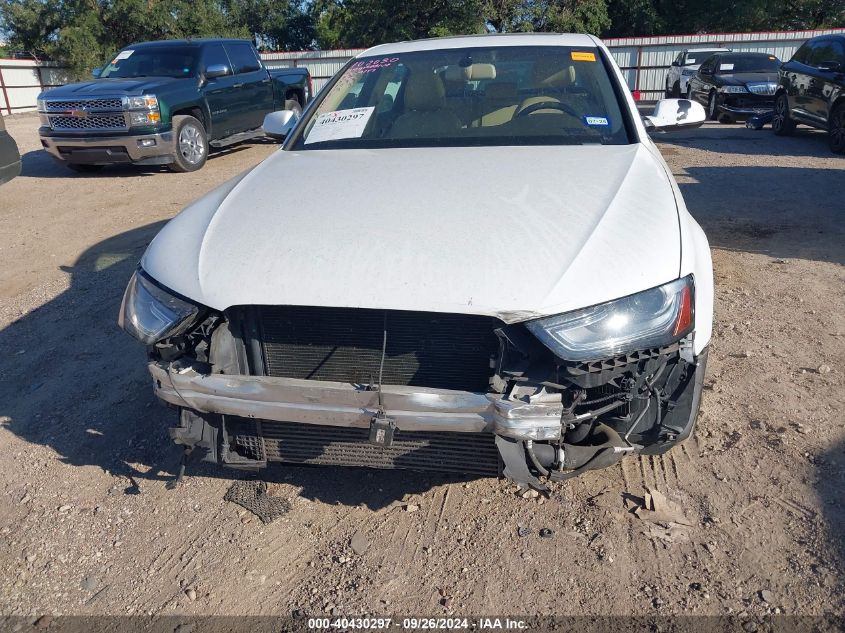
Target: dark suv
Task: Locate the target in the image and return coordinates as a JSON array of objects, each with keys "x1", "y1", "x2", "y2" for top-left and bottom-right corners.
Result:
[{"x1": 773, "y1": 34, "x2": 845, "y2": 153}]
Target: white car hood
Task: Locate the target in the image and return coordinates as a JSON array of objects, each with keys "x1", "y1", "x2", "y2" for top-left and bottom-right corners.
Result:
[{"x1": 143, "y1": 144, "x2": 681, "y2": 323}]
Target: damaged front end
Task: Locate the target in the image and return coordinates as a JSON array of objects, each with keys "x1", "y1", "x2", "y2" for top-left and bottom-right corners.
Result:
[{"x1": 120, "y1": 269, "x2": 707, "y2": 491}]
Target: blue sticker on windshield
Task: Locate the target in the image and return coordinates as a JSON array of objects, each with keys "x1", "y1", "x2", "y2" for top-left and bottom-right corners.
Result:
[{"x1": 583, "y1": 115, "x2": 610, "y2": 127}]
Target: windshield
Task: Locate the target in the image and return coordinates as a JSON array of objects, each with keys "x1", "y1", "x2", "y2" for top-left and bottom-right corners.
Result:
[
  {"x1": 100, "y1": 46, "x2": 199, "y2": 79},
  {"x1": 715, "y1": 55, "x2": 781, "y2": 74},
  {"x1": 684, "y1": 51, "x2": 724, "y2": 65},
  {"x1": 290, "y1": 46, "x2": 632, "y2": 150}
]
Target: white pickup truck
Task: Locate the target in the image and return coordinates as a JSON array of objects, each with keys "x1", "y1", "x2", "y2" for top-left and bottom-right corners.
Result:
[{"x1": 666, "y1": 47, "x2": 731, "y2": 98}]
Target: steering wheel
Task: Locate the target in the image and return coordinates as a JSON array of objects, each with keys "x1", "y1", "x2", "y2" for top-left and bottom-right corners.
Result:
[{"x1": 515, "y1": 100, "x2": 590, "y2": 128}]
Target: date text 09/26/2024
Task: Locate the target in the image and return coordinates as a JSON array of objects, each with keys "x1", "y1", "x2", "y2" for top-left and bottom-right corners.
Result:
[{"x1": 308, "y1": 618, "x2": 528, "y2": 630}]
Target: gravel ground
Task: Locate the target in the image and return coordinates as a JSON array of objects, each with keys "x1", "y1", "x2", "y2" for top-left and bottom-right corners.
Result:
[{"x1": 0, "y1": 112, "x2": 843, "y2": 619}]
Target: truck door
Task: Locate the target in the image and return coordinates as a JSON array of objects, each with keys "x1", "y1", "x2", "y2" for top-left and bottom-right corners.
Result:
[
  {"x1": 223, "y1": 42, "x2": 275, "y2": 131},
  {"x1": 201, "y1": 43, "x2": 239, "y2": 139}
]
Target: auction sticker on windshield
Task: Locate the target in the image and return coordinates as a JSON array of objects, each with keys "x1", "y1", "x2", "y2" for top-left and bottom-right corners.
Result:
[{"x1": 305, "y1": 107, "x2": 375, "y2": 145}]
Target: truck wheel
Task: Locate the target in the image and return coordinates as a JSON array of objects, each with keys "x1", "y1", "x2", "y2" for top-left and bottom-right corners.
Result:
[
  {"x1": 284, "y1": 98, "x2": 303, "y2": 118},
  {"x1": 66, "y1": 163, "x2": 104, "y2": 173},
  {"x1": 772, "y1": 93, "x2": 795, "y2": 136},
  {"x1": 169, "y1": 115, "x2": 208, "y2": 173},
  {"x1": 828, "y1": 104, "x2": 845, "y2": 154}
]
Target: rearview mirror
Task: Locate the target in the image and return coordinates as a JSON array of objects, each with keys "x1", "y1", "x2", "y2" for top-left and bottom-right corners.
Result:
[
  {"x1": 643, "y1": 98, "x2": 707, "y2": 133},
  {"x1": 204, "y1": 64, "x2": 230, "y2": 79},
  {"x1": 263, "y1": 110, "x2": 297, "y2": 139},
  {"x1": 91, "y1": 68, "x2": 102, "y2": 78}
]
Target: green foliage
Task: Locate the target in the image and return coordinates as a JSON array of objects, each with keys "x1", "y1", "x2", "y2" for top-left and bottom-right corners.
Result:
[
  {"x1": 484, "y1": 0, "x2": 610, "y2": 34},
  {"x1": 312, "y1": 0, "x2": 486, "y2": 49},
  {"x1": 0, "y1": 0, "x2": 842, "y2": 76}
]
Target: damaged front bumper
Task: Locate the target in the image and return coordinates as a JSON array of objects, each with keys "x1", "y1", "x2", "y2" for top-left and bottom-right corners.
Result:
[
  {"x1": 151, "y1": 341, "x2": 707, "y2": 490},
  {"x1": 151, "y1": 362, "x2": 565, "y2": 440}
]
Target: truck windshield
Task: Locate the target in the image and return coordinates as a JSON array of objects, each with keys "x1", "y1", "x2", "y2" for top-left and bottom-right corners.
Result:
[
  {"x1": 100, "y1": 46, "x2": 199, "y2": 79},
  {"x1": 290, "y1": 46, "x2": 632, "y2": 150}
]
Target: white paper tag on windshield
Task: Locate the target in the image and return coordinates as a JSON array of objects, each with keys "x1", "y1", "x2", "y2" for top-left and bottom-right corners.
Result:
[
  {"x1": 719, "y1": 63, "x2": 734, "y2": 71},
  {"x1": 305, "y1": 107, "x2": 375, "y2": 145},
  {"x1": 114, "y1": 50, "x2": 134, "y2": 61}
]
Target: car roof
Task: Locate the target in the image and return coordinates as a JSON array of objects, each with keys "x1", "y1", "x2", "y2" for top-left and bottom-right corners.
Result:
[
  {"x1": 715, "y1": 52, "x2": 778, "y2": 58},
  {"x1": 360, "y1": 33, "x2": 600, "y2": 57},
  {"x1": 123, "y1": 38, "x2": 252, "y2": 49},
  {"x1": 686, "y1": 47, "x2": 730, "y2": 52}
]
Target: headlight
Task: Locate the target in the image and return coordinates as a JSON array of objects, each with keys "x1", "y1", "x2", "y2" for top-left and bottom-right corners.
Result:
[
  {"x1": 719, "y1": 85, "x2": 748, "y2": 94},
  {"x1": 681, "y1": 69, "x2": 696, "y2": 76},
  {"x1": 127, "y1": 95, "x2": 159, "y2": 110},
  {"x1": 37, "y1": 98, "x2": 47, "y2": 111},
  {"x1": 129, "y1": 111, "x2": 161, "y2": 126},
  {"x1": 526, "y1": 276, "x2": 694, "y2": 361},
  {"x1": 118, "y1": 270, "x2": 202, "y2": 344}
]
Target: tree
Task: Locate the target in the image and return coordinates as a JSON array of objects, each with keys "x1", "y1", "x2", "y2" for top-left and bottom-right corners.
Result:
[
  {"x1": 312, "y1": 0, "x2": 485, "y2": 49},
  {"x1": 483, "y1": 0, "x2": 610, "y2": 35}
]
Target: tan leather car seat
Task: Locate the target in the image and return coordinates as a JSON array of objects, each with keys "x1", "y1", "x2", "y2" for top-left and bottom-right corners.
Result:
[
  {"x1": 391, "y1": 72, "x2": 462, "y2": 138},
  {"x1": 477, "y1": 82, "x2": 519, "y2": 127},
  {"x1": 517, "y1": 59, "x2": 578, "y2": 115}
]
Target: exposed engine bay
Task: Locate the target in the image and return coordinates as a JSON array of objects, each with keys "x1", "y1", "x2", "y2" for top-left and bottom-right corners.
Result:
[{"x1": 149, "y1": 303, "x2": 707, "y2": 492}]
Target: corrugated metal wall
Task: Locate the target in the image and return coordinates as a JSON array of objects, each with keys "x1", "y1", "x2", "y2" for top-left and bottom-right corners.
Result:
[
  {"x1": 603, "y1": 28, "x2": 845, "y2": 100},
  {"x1": 261, "y1": 48, "x2": 365, "y2": 93},
  {"x1": 260, "y1": 28, "x2": 845, "y2": 101},
  {"x1": 4, "y1": 28, "x2": 844, "y2": 113},
  {"x1": 0, "y1": 60, "x2": 69, "y2": 114}
]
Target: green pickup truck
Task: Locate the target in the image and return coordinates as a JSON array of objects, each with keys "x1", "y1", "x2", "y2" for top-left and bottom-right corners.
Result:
[{"x1": 37, "y1": 38, "x2": 311, "y2": 172}]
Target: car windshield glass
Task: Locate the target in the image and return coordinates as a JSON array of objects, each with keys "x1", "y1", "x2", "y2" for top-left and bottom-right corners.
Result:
[
  {"x1": 100, "y1": 46, "x2": 199, "y2": 78},
  {"x1": 715, "y1": 55, "x2": 780, "y2": 73},
  {"x1": 291, "y1": 46, "x2": 632, "y2": 150},
  {"x1": 685, "y1": 51, "x2": 724, "y2": 65}
]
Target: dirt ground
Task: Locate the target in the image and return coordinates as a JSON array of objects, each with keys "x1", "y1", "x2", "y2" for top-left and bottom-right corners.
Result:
[{"x1": 0, "y1": 112, "x2": 843, "y2": 620}]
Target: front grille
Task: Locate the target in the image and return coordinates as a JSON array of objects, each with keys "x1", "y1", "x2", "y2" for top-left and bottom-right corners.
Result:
[
  {"x1": 49, "y1": 114, "x2": 127, "y2": 131},
  {"x1": 745, "y1": 82, "x2": 777, "y2": 96},
  {"x1": 229, "y1": 418, "x2": 501, "y2": 477},
  {"x1": 43, "y1": 98, "x2": 124, "y2": 112},
  {"x1": 255, "y1": 306, "x2": 500, "y2": 392}
]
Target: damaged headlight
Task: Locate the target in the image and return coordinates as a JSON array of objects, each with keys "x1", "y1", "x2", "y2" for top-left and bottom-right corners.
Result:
[
  {"x1": 526, "y1": 276, "x2": 694, "y2": 361},
  {"x1": 118, "y1": 270, "x2": 201, "y2": 344}
]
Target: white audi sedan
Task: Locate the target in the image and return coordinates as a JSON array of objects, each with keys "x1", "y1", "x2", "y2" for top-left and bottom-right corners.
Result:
[{"x1": 120, "y1": 33, "x2": 712, "y2": 493}]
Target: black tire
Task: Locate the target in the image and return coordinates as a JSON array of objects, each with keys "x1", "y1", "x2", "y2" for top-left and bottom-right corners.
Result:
[
  {"x1": 707, "y1": 91, "x2": 719, "y2": 120},
  {"x1": 671, "y1": 81, "x2": 681, "y2": 98},
  {"x1": 828, "y1": 104, "x2": 845, "y2": 154},
  {"x1": 772, "y1": 92, "x2": 795, "y2": 136},
  {"x1": 169, "y1": 115, "x2": 208, "y2": 173},
  {"x1": 284, "y1": 98, "x2": 303, "y2": 118},
  {"x1": 718, "y1": 114, "x2": 735, "y2": 125},
  {"x1": 685, "y1": 85, "x2": 692, "y2": 100},
  {"x1": 66, "y1": 163, "x2": 104, "y2": 173}
]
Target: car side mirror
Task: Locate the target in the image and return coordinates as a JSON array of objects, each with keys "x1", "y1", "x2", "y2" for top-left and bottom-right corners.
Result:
[
  {"x1": 91, "y1": 68, "x2": 102, "y2": 78},
  {"x1": 817, "y1": 60, "x2": 843, "y2": 73},
  {"x1": 671, "y1": 61, "x2": 680, "y2": 67},
  {"x1": 263, "y1": 110, "x2": 297, "y2": 139},
  {"x1": 204, "y1": 64, "x2": 231, "y2": 79},
  {"x1": 643, "y1": 98, "x2": 707, "y2": 133}
]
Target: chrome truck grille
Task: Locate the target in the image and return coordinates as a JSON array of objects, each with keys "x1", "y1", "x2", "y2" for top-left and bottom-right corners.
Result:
[
  {"x1": 48, "y1": 114, "x2": 128, "y2": 131},
  {"x1": 41, "y1": 96, "x2": 128, "y2": 132},
  {"x1": 229, "y1": 418, "x2": 502, "y2": 477},
  {"x1": 42, "y1": 97, "x2": 124, "y2": 112},
  {"x1": 253, "y1": 306, "x2": 501, "y2": 392}
]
